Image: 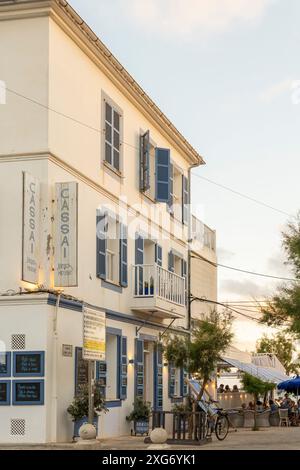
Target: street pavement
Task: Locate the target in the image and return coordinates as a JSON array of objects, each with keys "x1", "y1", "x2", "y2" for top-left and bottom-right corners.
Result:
[{"x1": 0, "y1": 427, "x2": 299, "y2": 450}]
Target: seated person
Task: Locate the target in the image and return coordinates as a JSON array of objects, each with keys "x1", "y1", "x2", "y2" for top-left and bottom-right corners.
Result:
[
  {"x1": 247, "y1": 401, "x2": 254, "y2": 410},
  {"x1": 281, "y1": 393, "x2": 290, "y2": 409},
  {"x1": 224, "y1": 385, "x2": 231, "y2": 393},
  {"x1": 256, "y1": 400, "x2": 263, "y2": 411},
  {"x1": 232, "y1": 385, "x2": 239, "y2": 393},
  {"x1": 217, "y1": 384, "x2": 225, "y2": 393},
  {"x1": 241, "y1": 403, "x2": 247, "y2": 410},
  {"x1": 269, "y1": 399, "x2": 278, "y2": 412}
]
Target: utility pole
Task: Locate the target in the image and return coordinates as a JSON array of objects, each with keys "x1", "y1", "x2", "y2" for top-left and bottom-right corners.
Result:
[{"x1": 88, "y1": 360, "x2": 95, "y2": 424}]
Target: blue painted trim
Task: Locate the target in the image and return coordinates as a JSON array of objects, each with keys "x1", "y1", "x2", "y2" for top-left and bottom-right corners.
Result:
[
  {"x1": 117, "y1": 335, "x2": 121, "y2": 399},
  {"x1": 12, "y1": 379, "x2": 45, "y2": 405},
  {"x1": 48, "y1": 294, "x2": 82, "y2": 312},
  {"x1": 106, "y1": 327, "x2": 122, "y2": 336},
  {"x1": 101, "y1": 280, "x2": 123, "y2": 293},
  {"x1": 0, "y1": 380, "x2": 11, "y2": 405},
  {"x1": 0, "y1": 352, "x2": 11, "y2": 378},
  {"x1": 13, "y1": 351, "x2": 45, "y2": 377},
  {"x1": 106, "y1": 399, "x2": 122, "y2": 408}
]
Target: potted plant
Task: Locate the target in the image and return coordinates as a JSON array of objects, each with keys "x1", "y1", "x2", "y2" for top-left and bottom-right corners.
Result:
[
  {"x1": 172, "y1": 400, "x2": 193, "y2": 433},
  {"x1": 67, "y1": 383, "x2": 108, "y2": 439},
  {"x1": 126, "y1": 397, "x2": 151, "y2": 436},
  {"x1": 144, "y1": 277, "x2": 154, "y2": 296}
]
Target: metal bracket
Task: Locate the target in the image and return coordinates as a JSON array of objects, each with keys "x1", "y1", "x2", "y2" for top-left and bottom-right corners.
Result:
[
  {"x1": 158, "y1": 317, "x2": 177, "y2": 341},
  {"x1": 136, "y1": 310, "x2": 157, "y2": 336}
]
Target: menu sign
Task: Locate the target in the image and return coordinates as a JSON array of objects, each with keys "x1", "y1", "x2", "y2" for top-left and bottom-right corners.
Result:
[
  {"x1": 75, "y1": 347, "x2": 88, "y2": 396},
  {"x1": 83, "y1": 307, "x2": 106, "y2": 361},
  {"x1": 14, "y1": 352, "x2": 44, "y2": 377},
  {"x1": 0, "y1": 353, "x2": 10, "y2": 377},
  {"x1": 14, "y1": 381, "x2": 44, "y2": 405},
  {"x1": 0, "y1": 382, "x2": 9, "y2": 404}
]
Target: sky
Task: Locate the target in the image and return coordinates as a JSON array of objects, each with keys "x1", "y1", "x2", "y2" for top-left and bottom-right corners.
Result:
[{"x1": 69, "y1": 0, "x2": 300, "y2": 350}]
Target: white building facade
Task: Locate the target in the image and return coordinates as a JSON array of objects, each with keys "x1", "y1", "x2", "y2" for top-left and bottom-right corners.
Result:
[{"x1": 0, "y1": 0, "x2": 205, "y2": 443}]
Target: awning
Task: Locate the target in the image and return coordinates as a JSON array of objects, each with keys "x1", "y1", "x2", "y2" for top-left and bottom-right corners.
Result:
[{"x1": 221, "y1": 356, "x2": 289, "y2": 384}]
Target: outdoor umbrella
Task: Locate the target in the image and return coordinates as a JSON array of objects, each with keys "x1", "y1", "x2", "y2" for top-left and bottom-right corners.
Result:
[{"x1": 277, "y1": 376, "x2": 300, "y2": 399}]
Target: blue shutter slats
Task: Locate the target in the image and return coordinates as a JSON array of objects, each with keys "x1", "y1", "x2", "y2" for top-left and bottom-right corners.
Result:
[
  {"x1": 120, "y1": 336, "x2": 127, "y2": 399},
  {"x1": 95, "y1": 361, "x2": 107, "y2": 398},
  {"x1": 96, "y1": 211, "x2": 106, "y2": 280},
  {"x1": 168, "y1": 363, "x2": 176, "y2": 398},
  {"x1": 140, "y1": 130, "x2": 150, "y2": 192},
  {"x1": 154, "y1": 343, "x2": 163, "y2": 410},
  {"x1": 167, "y1": 162, "x2": 174, "y2": 213},
  {"x1": 135, "y1": 338, "x2": 144, "y2": 399},
  {"x1": 155, "y1": 244, "x2": 162, "y2": 267},
  {"x1": 155, "y1": 147, "x2": 170, "y2": 203},
  {"x1": 180, "y1": 368, "x2": 188, "y2": 397},
  {"x1": 168, "y1": 251, "x2": 174, "y2": 273},
  {"x1": 182, "y1": 175, "x2": 189, "y2": 225},
  {"x1": 119, "y1": 224, "x2": 128, "y2": 287}
]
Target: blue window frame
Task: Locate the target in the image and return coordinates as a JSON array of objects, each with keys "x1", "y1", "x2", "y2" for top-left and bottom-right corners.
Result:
[
  {"x1": 13, "y1": 351, "x2": 45, "y2": 377},
  {"x1": 0, "y1": 352, "x2": 11, "y2": 377},
  {"x1": 0, "y1": 380, "x2": 11, "y2": 406},
  {"x1": 12, "y1": 380, "x2": 44, "y2": 405}
]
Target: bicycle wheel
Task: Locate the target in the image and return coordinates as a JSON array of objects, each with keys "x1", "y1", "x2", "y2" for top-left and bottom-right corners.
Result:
[{"x1": 215, "y1": 414, "x2": 229, "y2": 441}]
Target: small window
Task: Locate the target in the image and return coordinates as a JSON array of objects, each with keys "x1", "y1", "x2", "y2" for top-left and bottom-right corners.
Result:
[
  {"x1": 106, "y1": 217, "x2": 120, "y2": 285},
  {"x1": 103, "y1": 95, "x2": 122, "y2": 173},
  {"x1": 106, "y1": 334, "x2": 119, "y2": 400}
]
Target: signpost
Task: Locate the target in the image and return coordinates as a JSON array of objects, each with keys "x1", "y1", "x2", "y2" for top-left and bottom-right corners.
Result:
[
  {"x1": 22, "y1": 172, "x2": 40, "y2": 284},
  {"x1": 82, "y1": 307, "x2": 106, "y2": 424},
  {"x1": 54, "y1": 182, "x2": 78, "y2": 287}
]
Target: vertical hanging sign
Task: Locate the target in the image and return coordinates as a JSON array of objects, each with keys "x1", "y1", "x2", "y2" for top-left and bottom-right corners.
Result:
[
  {"x1": 22, "y1": 172, "x2": 40, "y2": 284},
  {"x1": 54, "y1": 182, "x2": 78, "y2": 287}
]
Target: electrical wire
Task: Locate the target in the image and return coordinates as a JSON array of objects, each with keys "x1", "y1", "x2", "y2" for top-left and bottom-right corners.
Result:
[{"x1": 190, "y1": 296, "x2": 262, "y2": 323}]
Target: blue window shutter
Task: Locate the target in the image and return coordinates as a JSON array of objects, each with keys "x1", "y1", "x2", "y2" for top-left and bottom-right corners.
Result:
[
  {"x1": 135, "y1": 338, "x2": 144, "y2": 399},
  {"x1": 182, "y1": 175, "x2": 189, "y2": 224},
  {"x1": 167, "y1": 162, "x2": 174, "y2": 213},
  {"x1": 135, "y1": 235, "x2": 144, "y2": 295},
  {"x1": 119, "y1": 224, "x2": 128, "y2": 287},
  {"x1": 95, "y1": 361, "x2": 107, "y2": 398},
  {"x1": 153, "y1": 343, "x2": 163, "y2": 410},
  {"x1": 181, "y1": 259, "x2": 187, "y2": 305},
  {"x1": 140, "y1": 130, "x2": 150, "y2": 192},
  {"x1": 168, "y1": 363, "x2": 176, "y2": 398},
  {"x1": 155, "y1": 244, "x2": 162, "y2": 267},
  {"x1": 96, "y1": 211, "x2": 106, "y2": 280},
  {"x1": 120, "y1": 337, "x2": 127, "y2": 399},
  {"x1": 168, "y1": 251, "x2": 174, "y2": 272},
  {"x1": 180, "y1": 368, "x2": 188, "y2": 397},
  {"x1": 155, "y1": 147, "x2": 170, "y2": 203}
]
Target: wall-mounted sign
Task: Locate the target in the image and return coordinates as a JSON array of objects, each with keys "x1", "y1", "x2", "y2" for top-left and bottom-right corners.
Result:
[
  {"x1": 54, "y1": 182, "x2": 78, "y2": 287},
  {"x1": 13, "y1": 380, "x2": 44, "y2": 405},
  {"x1": 0, "y1": 381, "x2": 10, "y2": 405},
  {"x1": 62, "y1": 344, "x2": 73, "y2": 357},
  {"x1": 0, "y1": 352, "x2": 11, "y2": 377},
  {"x1": 22, "y1": 172, "x2": 40, "y2": 284},
  {"x1": 13, "y1": 351, "x2": 45, "y2": 377},
  {"x1": 83, "y1": 307, "x2": 106, "y2": 361},
  {"x1": 75, "y1": 347, "x2": 88, "y2": 396}
]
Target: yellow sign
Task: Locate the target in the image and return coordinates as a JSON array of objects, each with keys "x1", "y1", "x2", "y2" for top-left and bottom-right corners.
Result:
[{"x1": 82, "y1": 307, "x2": 106, "y2": 361}]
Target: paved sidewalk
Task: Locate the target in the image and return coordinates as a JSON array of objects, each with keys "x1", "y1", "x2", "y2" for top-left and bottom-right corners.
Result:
[{"x1": 1, "y1": 427, "x2": 300, "y2": 450}]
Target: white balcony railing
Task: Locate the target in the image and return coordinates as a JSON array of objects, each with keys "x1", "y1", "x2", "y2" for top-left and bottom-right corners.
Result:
[{"x1": 133, "y1": 264, "x2": 186, "y2": 306}]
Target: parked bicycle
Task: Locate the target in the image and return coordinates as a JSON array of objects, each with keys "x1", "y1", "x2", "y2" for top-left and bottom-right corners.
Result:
[{"x1": 202, "y1": 400, "x2": 230, "y2": 441}]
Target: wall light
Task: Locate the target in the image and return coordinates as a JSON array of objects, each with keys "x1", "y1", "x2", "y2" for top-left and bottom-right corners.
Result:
[{"x1": 128, "y1": 359, "x2": 134, "y2": 365}]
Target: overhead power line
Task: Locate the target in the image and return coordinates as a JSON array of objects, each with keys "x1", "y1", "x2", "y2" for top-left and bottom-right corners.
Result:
[
  {"x1": 192, "y1": 173, "x2": 293, "y2": 218},
  {"x1": 191, "y1": 255, "x2": 299, "y2": 282},
  {"x1": 191, "y1": 296, "x2": 261, "y2": 323}
]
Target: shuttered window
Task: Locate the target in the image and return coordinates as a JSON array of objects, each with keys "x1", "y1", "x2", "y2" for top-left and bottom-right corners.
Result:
[
  {"x1": 119, "y1": 224, "x2": 128, "y2": 287},
  {"x1": 135, "y1": 339, "x2": 144, "y2": 399},
  {"x1": 140, "y1": 130, "x2": 150, "y2": 192},
  {"x1": 154, "y1": 343, "x2": 163, "y2": 410},
  {"x1": 167, "y1": 162, "x2": 174, "y2": 214},
  {"x1": 104, "y1": 100, "x2": 121, "y2": 172},
  {"x1": 155, "y1": 244, "x2": 162, "y2": 267},
  {"x1": 96, "y1": 211, "x2": 107, "y2": 280},
  {"x1": 155, "y1": 148, "x2": 170, "y2": 203},
  {"x1": 182, "y1": 175, "x2": 189, "y2": 225},
  {"x1": 120, "y1": 337, "x2": 127, "y2": 399},
  {"x1": 168, "y1": 251, "x2": 175, "y2": 273}
]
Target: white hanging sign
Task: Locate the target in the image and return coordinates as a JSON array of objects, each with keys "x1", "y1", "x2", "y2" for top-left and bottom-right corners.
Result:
[
  {"x1": 83, "y1": 307, "x2": 106, "y2": 361},
  {"x1": 22, "y1": 172, "x2": 40, "y2": 284},
  {"x1": 54, "y1": 182, "x2": 78, "y2": 287}
]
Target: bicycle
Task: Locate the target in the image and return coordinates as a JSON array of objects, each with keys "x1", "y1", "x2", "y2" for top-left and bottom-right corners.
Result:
[{"x1": 203, "y1": 401, "x2": 230, "y2": 441}]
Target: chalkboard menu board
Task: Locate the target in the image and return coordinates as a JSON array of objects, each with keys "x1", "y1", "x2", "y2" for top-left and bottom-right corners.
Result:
[
  {"x1": 0, "y1": 381, "x2": 10, "y2": 405},
  {"x1": 13, "y1": 380, "x2": 44, "y2": 405},
  {"x1": 0, "y1": 352, "x2": 11, "y2": 377},
  {"x1": 14, "y1": 352, "x2": 44, "y2": 377},
  {"x1": 75, "y1": 347, "x2": 88, "y2": 396}
]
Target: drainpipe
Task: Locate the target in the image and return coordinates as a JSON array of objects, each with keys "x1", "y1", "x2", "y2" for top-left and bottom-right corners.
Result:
[{"x1": 51, "y1": 292, "x2": 61, "y2": 442}]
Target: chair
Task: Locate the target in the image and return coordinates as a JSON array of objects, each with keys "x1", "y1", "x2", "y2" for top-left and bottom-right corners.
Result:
[
  {"x1": 278, "y1": 408, "x2": 290, "y2": 427},
  {"x1": 243, "y1": 410, "x2": 255, "y2": 428},
  {"x1": 270, "y1": 410, "x2": 280, "y2": 426},
  {"x1": 256, "y1": 409, "x2": 271, "y2": 427},
  {"x1": 227, "y1": 410, "x2": 244, "y2": 428}
]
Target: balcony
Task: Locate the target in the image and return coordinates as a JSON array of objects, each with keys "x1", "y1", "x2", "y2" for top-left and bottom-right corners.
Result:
[{"x1": 131, "y1": 264, "x2": 186, "y2": 319}]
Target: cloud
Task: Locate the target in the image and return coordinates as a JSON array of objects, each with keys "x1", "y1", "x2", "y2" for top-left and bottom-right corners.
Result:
[
  {"x1": 259, "y1": 78, "x2": 293, "y2": 103},
  {"x1": 127, "y1": 0, "x2": 273, "y2": 38},
  {"x1": 221, "y1": 278, "x2": 272, "y2": 297}
]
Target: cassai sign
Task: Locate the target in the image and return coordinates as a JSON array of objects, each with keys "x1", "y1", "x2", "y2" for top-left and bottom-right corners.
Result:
[
  {"x1": 22, "y1": 172, "x2": 40, "y2": 284},
  {"x1": 54, "y1": 182, "x2": 78, "y2": 287}
]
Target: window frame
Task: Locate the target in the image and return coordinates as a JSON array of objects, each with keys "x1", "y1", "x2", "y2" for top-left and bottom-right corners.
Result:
[{"x1": 102, "y1": 92, "x2": 123, "y2": 175}]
